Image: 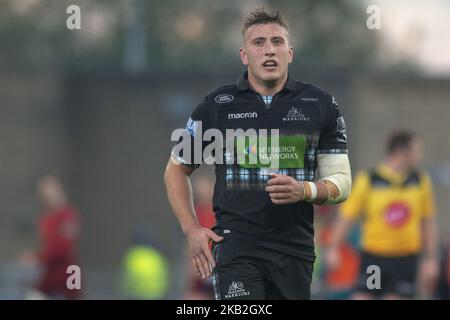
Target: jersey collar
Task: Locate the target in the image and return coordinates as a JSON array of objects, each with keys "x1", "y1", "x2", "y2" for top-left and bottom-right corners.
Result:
[
  {"x1": 378, "y1": 163, "x2": 410, "y2": 184},
  {"x1": 236, "y1": 71, "x2": 297, "y2": 92}
]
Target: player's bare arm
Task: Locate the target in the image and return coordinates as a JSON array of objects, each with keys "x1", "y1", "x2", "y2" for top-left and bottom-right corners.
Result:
[{"x1": 164, "y1": 158, "x2": 223, "y2": 279}]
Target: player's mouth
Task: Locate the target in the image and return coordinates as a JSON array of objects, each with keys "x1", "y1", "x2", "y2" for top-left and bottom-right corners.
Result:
[{"x1": 262, "y1": 60, "x2": 278, "y2": 70}]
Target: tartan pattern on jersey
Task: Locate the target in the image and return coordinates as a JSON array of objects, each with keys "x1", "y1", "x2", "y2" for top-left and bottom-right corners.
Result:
[
  {"x1": 225, "y1": 133, "x2": 325, "y2": 190},
  {"x1": 261, "y1": 95, "x2": 273, "y2": 107}
]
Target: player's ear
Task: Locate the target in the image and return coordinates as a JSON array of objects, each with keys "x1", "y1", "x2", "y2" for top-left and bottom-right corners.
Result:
[
  {"x1": 288, "y1": 46, "x2": 294, "y2": 64},
  {"x1": 240, "y1": 47, "x2": 249, "y2": 66}
]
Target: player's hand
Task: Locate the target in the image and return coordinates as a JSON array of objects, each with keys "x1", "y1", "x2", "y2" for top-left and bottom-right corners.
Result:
[
  {"x1": 185, "y1": 226, "x2": 223, "y2": 279},
  {"x1": 265, "y1": 173, "x2": 306, "y2": 204},
  {"x1": 418, "y1": 256, "x2": 439, "y2": 296},
  {"x1": 324, "y1": 246, "x2": 341, "y2": 272}
]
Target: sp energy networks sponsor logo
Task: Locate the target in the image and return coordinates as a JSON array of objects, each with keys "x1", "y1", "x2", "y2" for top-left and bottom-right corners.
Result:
[{"x1": 236, "y1": 134, "x2": 306, "y2": 169}]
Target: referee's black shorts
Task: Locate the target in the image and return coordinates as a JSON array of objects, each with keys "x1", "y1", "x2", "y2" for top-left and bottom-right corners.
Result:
[
  {"x1": 355, "y1": 251, "x2": 418, "y2": 298},
  {"x1": 211, "y1": 237, "x2": 314, "y2": 300}
]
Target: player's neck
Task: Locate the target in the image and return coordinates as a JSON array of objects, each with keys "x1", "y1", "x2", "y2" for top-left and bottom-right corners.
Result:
[
  {"x1": 247, "y1": 71, "x2": 287, "y2": 96},
  {"x1": 45, "y1": 197, "x2": 68, "y2": 211}
]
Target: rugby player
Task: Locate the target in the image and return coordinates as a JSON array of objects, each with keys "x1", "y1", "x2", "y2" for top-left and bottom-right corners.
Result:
[{"x1": 164, "y1": 9, "x2": 352, "y2": 299}]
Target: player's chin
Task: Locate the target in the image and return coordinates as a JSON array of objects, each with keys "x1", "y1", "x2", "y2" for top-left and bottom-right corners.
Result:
[{"x1": 259, "y1": 69, "x2": 283, "y2": 82}]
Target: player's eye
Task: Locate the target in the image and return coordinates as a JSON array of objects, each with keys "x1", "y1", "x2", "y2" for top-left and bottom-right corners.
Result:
[
  {"x1": 272, "y1": 38, "x2": 284, "y2": 45},
  {"x1": 253, "y1": 39, "x2": 264, "y2": 46}
]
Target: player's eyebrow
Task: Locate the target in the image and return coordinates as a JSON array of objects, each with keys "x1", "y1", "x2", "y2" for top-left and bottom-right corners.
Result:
[
  {"x1": 271, "y1": 36, "x2": 285, "y2": 42},
  {"x1": 251, "y1": 37, "x2": 267, "y2": 43},
  {"x1": 250, "y1": 36, "x2": 286, "y2": 44}
]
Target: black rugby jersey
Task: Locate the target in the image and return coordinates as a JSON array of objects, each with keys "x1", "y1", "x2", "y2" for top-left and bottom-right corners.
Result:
[{"x1": 173, "y1": 71, "x2": 348, "y2": 261}]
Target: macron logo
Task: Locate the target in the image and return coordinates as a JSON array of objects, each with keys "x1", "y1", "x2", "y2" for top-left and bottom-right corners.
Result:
[{"x1": 228, "y1": 112, "x2": 258, "y2": 120}]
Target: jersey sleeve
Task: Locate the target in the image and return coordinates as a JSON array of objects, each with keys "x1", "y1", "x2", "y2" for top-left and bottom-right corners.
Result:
[
  {"x1": 340, "y1": 171, "x2": 370, "y2": 220},
  {"x1": 420, "y1": 173, "x2": 437, "y2": 218},
  {"x1": 171, "y1": 96, "x2": 211, "y2": 169},
  {"x1": 317, "y1": 94, "x2": 348, "y2": 154}
]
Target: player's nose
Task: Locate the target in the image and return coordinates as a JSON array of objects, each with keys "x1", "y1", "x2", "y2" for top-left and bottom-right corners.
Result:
[{"x1": 264, "y1": 43, "x2": 276, "y2": 56}]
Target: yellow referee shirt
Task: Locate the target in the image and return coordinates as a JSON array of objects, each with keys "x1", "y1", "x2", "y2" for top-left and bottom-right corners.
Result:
[{"x1": 341, "y1": 164, "x2": 436, "y2": 257}]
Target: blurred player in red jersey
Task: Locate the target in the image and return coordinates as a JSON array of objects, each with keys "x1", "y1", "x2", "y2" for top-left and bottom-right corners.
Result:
[
  {"x1": 34, "y1": 175, "x2": 81, "y2": 299},
  {"x1": 184, "y1": 174, "x2": 216, "y2": 299},
  {"x1": 193, "y1": 174, "x2": 216, "y2": 230}
]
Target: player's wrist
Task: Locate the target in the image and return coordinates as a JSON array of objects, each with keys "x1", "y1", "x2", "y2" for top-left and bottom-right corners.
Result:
[
  {"x1": 299, "y1": 181, "x2": 317, "y2": 202},
  {"x1": 182, "y1": 222, "x2": 202, "y2": 236},
  {"x1": 296, "y1": 181, "x2": 306, "y2": 200}
]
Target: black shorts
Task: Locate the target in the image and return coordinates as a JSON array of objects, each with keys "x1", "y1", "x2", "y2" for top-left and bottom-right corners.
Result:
[
  {"x1": 356, "y1": 251, "x2": 418, "y2": 298},
  {"x1": 211, "y1": 237, "x2": 314, "y2": 300}
]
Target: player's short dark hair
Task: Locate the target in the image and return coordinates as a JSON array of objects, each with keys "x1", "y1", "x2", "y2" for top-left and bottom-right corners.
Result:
[
  {"x1": 387, "y1": 131, "x2": 419, "y2": 154},
  {"x1": 242, "y1": 8, "x2": 289, "y2": 39}
]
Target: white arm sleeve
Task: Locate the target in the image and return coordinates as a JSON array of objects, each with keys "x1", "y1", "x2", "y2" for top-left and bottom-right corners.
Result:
[{"x1": 316, "y1": 153, "x2": 352, "y2": 204}]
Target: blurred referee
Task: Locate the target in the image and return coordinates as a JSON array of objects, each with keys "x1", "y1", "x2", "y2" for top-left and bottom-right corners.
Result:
[{"x1": 326, "y1": 131, "x2": 439, "y2": 299}]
